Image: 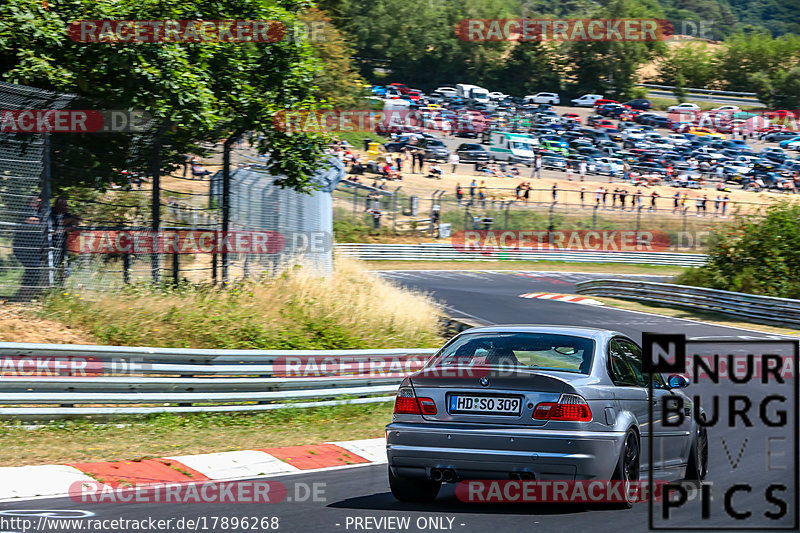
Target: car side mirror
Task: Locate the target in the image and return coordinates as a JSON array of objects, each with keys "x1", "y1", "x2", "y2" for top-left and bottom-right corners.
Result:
[{"x1": 667, "y1": 374, "x2": 690, "y2": 389}]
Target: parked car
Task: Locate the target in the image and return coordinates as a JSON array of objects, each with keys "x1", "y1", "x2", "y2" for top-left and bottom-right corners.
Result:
[
  {"x1": 623, "y1": 99, "x2": 651, "y2": 110},
  {"x1": 524, "y1": 92, "x2": 560, "y2": 105},
  {"x1": 386, "y1": 326, "x2": 707, "y2": 504},
  {"x1": 593, "y1": 99, "x2": 619, "y2": 108},
  {"x1": 455, "y1": 143, "x2": 491, "y2": 163},
  {"x1": 571, "y1": 94, "x2": 603, "y2": 107},
  {"x1": 667, "y1": 102, "x2": 701, "y2": 113}
]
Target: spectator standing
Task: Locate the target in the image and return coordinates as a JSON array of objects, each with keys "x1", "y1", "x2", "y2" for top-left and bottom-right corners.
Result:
[
  {"x1": 635, "y1": 189, "x2": 643, "y2": 209},
  {"x1": 469, "y1": 179, "x2": 477, "y2": 203},
  {"x1": 12, "y1": 196, "x2": 43, "y2": 301},
  {"x1": 523, "y1": 182, "x2": 531, "y2": 204},
  {"x1": 650, "y1": 190, "x2": 659, "y2": 210},
  {"x1": 534, "y1": 154, "x2": 542, "y2": 179},
  {"x1": 722, "y1": 195, "x2": 729, "y2": 216},
  {"x1": 714, "y1": 195, "x2": 721, "y2": 215},
  {"x1": 602, "y1": 187, "x2": 608, "y2": 208},
  {"x1": 595, "y1": 186, "x2": 603, "y2": 206},
  {"x1": 566, "y1": 162, "x2": 574, "y2": 181},
  {"x1": 579, "y1": 160, "x2": 587, "y2": 181},
  {"x1": 580, "y1": 186, "x2": 586, "y2": 206},
  {"x1": 552, "y1": 182, "x2": 558, "y2": 203},
  {"x1": 478, "y1": 181, "x2": 487, "y2": 208},
  {"x1": 673, "y1": 191, "x2": 680, "y2": 213},
  {"x1": 619, "y1": 189, "x2": 627, "y2": 210},
  {"x1": 449, "y1": 152, "x2": 460, "y2": 174},
  {"x1": 456, "y1": 183, "x2": 463, "y2": 205}
]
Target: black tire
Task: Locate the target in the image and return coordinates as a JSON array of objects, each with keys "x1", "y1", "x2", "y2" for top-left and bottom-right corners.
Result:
[
  {"x1": 388, "y1": 466, "x2": 441, "y2": 503},
  {"x1": 684, "y1": 424, "x2": 708, "y2": 480},
  {"x1": 611, "y1": 429, "x2": 641, "y2": 509}
]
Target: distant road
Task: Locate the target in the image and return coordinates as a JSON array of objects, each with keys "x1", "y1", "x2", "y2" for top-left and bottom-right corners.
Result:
[{"x1": 647, "y1": 89, "x2": 765, "y2": 107}]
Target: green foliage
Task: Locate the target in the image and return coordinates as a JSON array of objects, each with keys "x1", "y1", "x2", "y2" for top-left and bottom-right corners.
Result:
[
  {"x1": 749, "y1": 66, "x2": 800, "y2": 110},
  {"x1": 657, "y1": 42, "x2": 716, "y2": 88},
  {"x1": 0, "y1": 0, "x2": 330, "y2": 192},
  {"x1": 675, "y1": 203, "x2": 800, "y2": 298},
  {"x1": 714, "y1": 32, "x2": 800, "y2": 92},
  {"x1": 673, "y1": 73, "x2": 688, "y2": 103}
]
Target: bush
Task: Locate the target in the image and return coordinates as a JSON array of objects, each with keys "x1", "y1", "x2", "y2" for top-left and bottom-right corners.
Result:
[
  {"x1": 41, "y1": 258, "x2": 444, "y2": 349},
  {"x1": 674, "y1": 202, "x2": 800, "y2": 297}
]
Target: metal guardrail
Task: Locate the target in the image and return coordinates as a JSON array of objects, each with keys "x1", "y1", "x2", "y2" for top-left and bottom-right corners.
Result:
[
  {"x1": 638, "y1": 84, "x2": 757, "y2": 97},
  {"x1": 576, "y1": 279, "x2": 800, "y2": 328},
  {"x1": 334, "y1": 243, "x2": 708, "y2": 266},
  {"x1": 0, "y1": 343, "x2": 437, "y2": 418}
]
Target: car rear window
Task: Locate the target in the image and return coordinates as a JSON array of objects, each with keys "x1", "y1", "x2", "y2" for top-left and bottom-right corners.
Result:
[{"x1": 426, "y1": 333, "x2": 595, "y2": 374}]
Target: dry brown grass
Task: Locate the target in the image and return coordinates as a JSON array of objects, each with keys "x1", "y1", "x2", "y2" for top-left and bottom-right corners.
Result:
[
  {"x1": 0, "y1": 304, "x2": 95, "y2": 344},
  {"x1": 43, "y1": 257, "x2": 445, "y2": 349}
]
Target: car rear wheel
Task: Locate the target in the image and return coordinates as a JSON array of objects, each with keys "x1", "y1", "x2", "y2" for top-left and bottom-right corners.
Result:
[
  {"x1": 612, "y1": 429, "x2": 640, "y2": 509},
  {"x1": 684, "y1": 424, "x2": 708, "y2": 480},
  {"x1": 388, "y1": 466, "x2": 441, "y2": 503}
]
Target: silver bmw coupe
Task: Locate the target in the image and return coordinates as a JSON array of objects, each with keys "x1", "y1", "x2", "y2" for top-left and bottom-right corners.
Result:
[{"x1": 386, "y1": 326, "x2": 708, "y2": 504}]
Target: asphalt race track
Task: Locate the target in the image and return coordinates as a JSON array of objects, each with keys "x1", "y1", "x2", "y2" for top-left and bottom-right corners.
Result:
[{"x1": 1, "y1": 270, "x2": 796, "y2": 533}]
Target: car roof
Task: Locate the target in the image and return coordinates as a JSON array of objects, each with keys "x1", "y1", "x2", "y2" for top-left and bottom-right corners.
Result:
[{"x1": 458, "y1": 324, "x2": 625, "y2": 342}]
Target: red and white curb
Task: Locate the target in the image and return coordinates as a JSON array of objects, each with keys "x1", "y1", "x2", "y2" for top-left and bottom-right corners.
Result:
[
  {"x1": 0, "y1": 438, "x2": 386, "y2": 501},
  {"x1": 518, "y1": 293, "x2": 603, "y2": 306}
]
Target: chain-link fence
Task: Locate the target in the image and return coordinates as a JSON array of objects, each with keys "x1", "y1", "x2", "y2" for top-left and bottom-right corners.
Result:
[
  {"x1": 333, "y1": 183, "x2": 732, "y2": 250},
  {"x1": 0, "y1": 82, "x2": 77, "y2": 301},
  {"x1": 0, "y1": 82, "x2": 343, "y2": 299}
]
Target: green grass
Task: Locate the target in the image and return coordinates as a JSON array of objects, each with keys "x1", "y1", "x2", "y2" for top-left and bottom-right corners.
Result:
[
  {"x1": 0, "y1": 402, "x2": 393, "y2": 467},
  {"x1": 40, "y1": 259, "x2": 444, "y2": 350}
]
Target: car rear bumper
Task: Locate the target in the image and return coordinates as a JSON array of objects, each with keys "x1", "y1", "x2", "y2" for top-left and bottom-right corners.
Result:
[{"x1": 386, "y1": 422, "x2": 624, "y2": 482}]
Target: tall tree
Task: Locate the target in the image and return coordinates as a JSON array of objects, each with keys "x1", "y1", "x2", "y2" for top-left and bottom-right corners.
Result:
[
  {"x1": 0, "y1": 0, "x2": 329, "y2": 192},
  {"x1": 565, "y1": 0, "x2": 667, "y2": 100}
]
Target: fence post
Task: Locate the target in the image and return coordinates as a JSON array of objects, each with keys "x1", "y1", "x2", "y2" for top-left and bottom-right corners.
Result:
[
  {"x1": 636, "y1": 205, "x2": 642, "y2": 232},
  {"x1": 122, "y1": 254, "x2": 131, "y2": 285},
  {"x1": 222, "y1": 135, "x2": 236, "y2": 284},
  {"x1": 172, "y1": 252, "x2": 179, "y2": 286},
  {"x1": 41, "y1": 132, "x2": 54, "y2": 290},
  {"x1": 150, "y1": 125, "x2": 167, "y2": 285},
  {"x1": 392, "y1": 186, "x2": 402, "y2": 233}
]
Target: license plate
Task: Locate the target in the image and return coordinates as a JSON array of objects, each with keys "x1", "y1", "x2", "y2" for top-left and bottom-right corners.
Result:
[{"x1": 448, "y1": 395, "x2": 521, "y2": 415}]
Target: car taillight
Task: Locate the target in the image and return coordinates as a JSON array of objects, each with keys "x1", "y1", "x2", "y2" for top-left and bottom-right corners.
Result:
[
  {"x1": 533, "y1": 394, "x2": 592, "y2": 422},
  {"x1": 393, "y1": 387, "x2": 436, "y2": 415}
]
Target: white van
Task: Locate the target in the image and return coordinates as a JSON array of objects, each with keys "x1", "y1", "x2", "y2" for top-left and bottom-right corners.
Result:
[
  {"x1": 571, "y1": 94, "x2": 603, "y2": 107},
  {"x1": 470, "y1": 87, "x2": 490, "y2": 104},
  {"x1": 485, "y1": 131, "x2": 539, "y2": 165},
  {"x1": 456, "y1": 83, "x2": 479, "y2": 99}
]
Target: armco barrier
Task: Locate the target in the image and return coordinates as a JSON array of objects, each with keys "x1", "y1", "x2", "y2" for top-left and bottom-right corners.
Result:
[
  {"x1": 576, "y1": 279, "x2": 800, "y2": 328},
  {"x1": 334, "y1": 243, "x2": 708, "y2": 266},
  {"x1": 0, "y1": 343, "x2": 438, "y2": 418}
]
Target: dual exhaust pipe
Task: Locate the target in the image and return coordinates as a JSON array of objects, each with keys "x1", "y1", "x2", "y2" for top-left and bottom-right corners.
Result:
[
  {"x1": 430, "y1": 468, "x2": 456, "y2": 482},
  {"x1": 430, "y1": 468, "x2": 534, "y2": 482}
]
